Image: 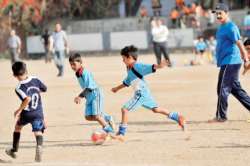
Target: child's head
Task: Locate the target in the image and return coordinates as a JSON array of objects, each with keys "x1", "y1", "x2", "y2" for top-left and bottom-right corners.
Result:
[
  {"x1": 120, "y1": 45, "x2": 138, "y2": 66},
  {"x1": 244, "y1": 39, "x2": 250, "y2": 54},
  {"x1": 12, "y1": 61, "x2": 27, "y2": 81},
  {"x1": 209, "y1": 35, "x2": 214, "y2": 40},
  {"x1": 198, "y1": 36, "x2": 204, "y2": 41},
  {"x1": 69, "y1": 53, "x2": 83, "y2": 72}
]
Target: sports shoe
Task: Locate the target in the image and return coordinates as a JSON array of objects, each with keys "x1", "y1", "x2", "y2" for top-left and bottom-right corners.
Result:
[
  {"x1": 5, "y1": 148, "x2": 16, "y2": 159},
  {"x1": 35, "y1": 145, "x2": 42, "y2": 162},
  {"x1": 178, "y1": 115, "x2": 186, "y2": 131}
]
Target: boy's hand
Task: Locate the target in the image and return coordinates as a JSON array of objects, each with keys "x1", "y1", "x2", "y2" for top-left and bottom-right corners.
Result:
[
  {"x1": 243, "y1": 61, "x2": 250, "y2": 75},
  {"x1": 14, "y1": 109, "x2": 22, "y2": 119},
  {"x1": 111, "y1": 87, "x2": 118, "y2": 93},
  {"x1": 74, "y1": 96, "x2": 82, "y2": 104}
]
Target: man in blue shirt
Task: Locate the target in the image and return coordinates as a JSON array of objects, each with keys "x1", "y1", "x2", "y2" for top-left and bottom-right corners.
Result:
[{"x1": 209, "y1": 3, "x2": 250, "y2": 122}]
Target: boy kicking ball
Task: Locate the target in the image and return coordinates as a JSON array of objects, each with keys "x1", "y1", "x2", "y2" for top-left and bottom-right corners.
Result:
[
  {"x1": 6, "y1": 61, "x2": 47, "y2": 162},
  {"x1": 69, "y1": 53, "x2": 116, "y2": 137},
  {"x1": 111, "y1": 45, "x2": 187, "y2": 141}
]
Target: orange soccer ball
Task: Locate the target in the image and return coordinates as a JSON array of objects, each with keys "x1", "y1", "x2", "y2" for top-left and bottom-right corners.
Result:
[{"x1": 91, "y1": 130, "x2": 107, "y2": 145}]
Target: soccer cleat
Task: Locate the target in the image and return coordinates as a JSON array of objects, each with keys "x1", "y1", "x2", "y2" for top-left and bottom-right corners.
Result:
[
  {"x1": 5, "y1": 148, "x2": 16, "y2": 159},
  {"x1": 177, "y1": 115, "x2": 186, "y2": 131},
  {"x1": 35, "y1": 145, "x2": 42, "y2": 162}
]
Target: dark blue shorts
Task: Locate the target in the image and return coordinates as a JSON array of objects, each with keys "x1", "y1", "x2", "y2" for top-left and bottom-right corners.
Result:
[{"x1": 17, "y1": 111, "x2": 45, "y2": 132}]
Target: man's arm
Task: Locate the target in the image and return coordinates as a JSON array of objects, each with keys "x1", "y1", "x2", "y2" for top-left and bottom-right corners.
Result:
[{"x1": 236, "y1": 40, "x2": 248, "y2": 62}]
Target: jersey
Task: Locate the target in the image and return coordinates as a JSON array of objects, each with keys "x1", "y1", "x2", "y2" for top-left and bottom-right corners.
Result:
[
  {"x1": 15, "y1": 76, "x2": 47, "y2": 119},
  {"x1": 123, "y1": 63, "x2": 156, "y2": 93},
  {"x1": 122, "y1": 63, "x2": 158, "y2": 111}
]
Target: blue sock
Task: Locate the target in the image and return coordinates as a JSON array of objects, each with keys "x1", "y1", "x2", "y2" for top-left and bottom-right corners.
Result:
[
  {"x1": 103, "y1": 125, "x2": 114, "y2": 133},
  {"x1": 118, "y1": 124, "x2": 127, "y2": 136},
  {"x1": 168, "y1": 112, "x2": 179, "y2": 123},
  {"x1": 104, "y1": 115, "x2": 112, "y2": 123}
]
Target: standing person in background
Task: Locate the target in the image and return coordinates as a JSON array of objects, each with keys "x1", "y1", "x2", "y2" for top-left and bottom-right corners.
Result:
[
  {"x1": 7, "y1": 30, "x2": 21, "y2": 65},
  {"x1": 207, "y1": 35, "x2": 217, "y2": 64},
  {"x1": 209, "y1": 3, "x2": 250, "y2": 123},
  {"x1": 170, "y1": 7, "x2": 180, "y2": 28},
  {"x1": 151, "y1": 18, "x2": 172, "y2": 66},
  {"x1": 244, "y1": 11, "x2": 250, "y2": 39},
  {"x1": 151, "y1": 0, "x2": 162, "y2": 16},
  {"x1": 51, "y1": 23, "x2": 69, "y2": 77},
  {"x1": 41, "y1": 29, "x2": 52, "y2": 63},
  {"x1": 194, "y1": 36, "x2": 207, "y2": 64}
]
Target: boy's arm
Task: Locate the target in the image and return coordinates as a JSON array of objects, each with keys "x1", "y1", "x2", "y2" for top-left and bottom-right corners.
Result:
[
  {"x1": 15, "y1": 97, "x2": 31, "y2": 118},
  {"x1": 37, "y1": 79, "x2": 47, "y2": 92},
  {"x1": 111, "y1": 84, "x2": 126, "y2": 93},
  {"x1": 153, "y1": 60, "x2": 168, "y2": 70}
]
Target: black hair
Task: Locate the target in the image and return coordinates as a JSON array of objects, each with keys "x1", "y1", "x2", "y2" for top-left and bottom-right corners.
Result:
[
  {"x1": 12, "y1": 61, "x2": 27, "y2": 76},
  {"x1": 69, "y1": 53, "x2": 82, "y2": 63},
  {"x1": 244, "y1": 39, "x2": 250, "y2": 46},
  {"x1": 120, "y1": 45, "x2": 138, "y2": 60}
]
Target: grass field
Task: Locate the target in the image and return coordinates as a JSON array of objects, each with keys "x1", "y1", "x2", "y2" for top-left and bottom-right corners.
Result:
[{"x1": 0, "y1": 53, "x2": 250, "y2": 166}]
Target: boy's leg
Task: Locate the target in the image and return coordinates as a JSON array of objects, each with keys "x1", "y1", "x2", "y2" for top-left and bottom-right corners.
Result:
[
  {"x1": 85, "y1": 95, "x2": 114, "y2": 134},
  {"x1": 97, "y1": 89, "x2": 116, "y2": 130},
  {"x1": 151, "y1": 107, "x2": 185, "y2": 130},
  {"x1": 6, "y1": 124, "x2": 22, "y2": 159},
  {"x1": 117, "y1": 92, "x2": 143, "y2": 137},
  {"x1": 34, "y1": 132, "x2": 43, "y2": 162},
  {"x1": 32, "y1": 119, "x2": 45, "y2": 162}
]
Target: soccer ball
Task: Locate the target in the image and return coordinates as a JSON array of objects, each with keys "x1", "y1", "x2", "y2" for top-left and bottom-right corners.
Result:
[{"x1": 91, "y1": 130, "x2": 107, "y2": 145}]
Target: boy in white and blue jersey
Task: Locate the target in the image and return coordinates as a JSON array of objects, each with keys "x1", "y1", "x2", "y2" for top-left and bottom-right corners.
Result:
[
  {"x1": 6, "y1": 62, "x2": 46, "y2": 162},
  {"x1": 69, "y1": 53, "x2": 115, "y2": 135},
  {"x1": 111, "y1": 45, "x2": 186, "y2": 139}
]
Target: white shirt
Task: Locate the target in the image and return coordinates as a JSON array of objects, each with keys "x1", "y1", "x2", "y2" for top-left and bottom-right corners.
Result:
[
  {"x1": 52, "y1": 30, "x2": 67, "y2": 51},
  {"x1": 151, "y1": 25, "x2": 169, "y2": 43}
]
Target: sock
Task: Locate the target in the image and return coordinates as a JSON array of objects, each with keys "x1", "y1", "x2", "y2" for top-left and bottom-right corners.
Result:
[
  {"x1": 104, "y1": 115, "x2": 111, "y2": 123},
  {"x1": 118, "y1": 123, "x2": 127, "y2": 136},
  {"x1": 35, "y1": 135, "x2": 43, "y2": 147},
  {"x1": 103, "y1": 125, "x2": 114, "y2": 133},
  {"x1": 168, "y1": 112, "x2": 179, "y2": 123},
  {"x1": 12, "y1": 132, "x2": 20, "y2": 152}
]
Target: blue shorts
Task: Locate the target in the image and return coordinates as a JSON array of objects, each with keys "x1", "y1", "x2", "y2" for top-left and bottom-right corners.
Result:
[
  {"x1": 85, "y1": 88, "x2": 104, "y2": 116},
  {"x1": 17, "y1": 111, "x2": 45, "y2": 132},
  {"x1": 123, "y1": 90, "x2": 158, "y2": 111}
]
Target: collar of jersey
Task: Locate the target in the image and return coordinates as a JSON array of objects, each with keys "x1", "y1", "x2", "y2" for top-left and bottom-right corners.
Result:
[
  {"x1": 75, "y1": 67, "x2": 84, "y2": 77},
  {"x1": 19, "y1": 76, "x2": 33, "y2": 84},
  {"x1": 127, "y1": 62, "x2": 136, "y2": 69}
]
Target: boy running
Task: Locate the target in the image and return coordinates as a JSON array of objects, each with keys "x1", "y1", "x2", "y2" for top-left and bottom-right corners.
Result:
[
  {"x1": 111, "y1": 45, "x2": 186, "y2": 140},
  {"x1": 6, "y1": 61, "x2": 47, "y2": 162},
  {"x1": 69, "y1": 53, "x2": 115, "y2": 135}
]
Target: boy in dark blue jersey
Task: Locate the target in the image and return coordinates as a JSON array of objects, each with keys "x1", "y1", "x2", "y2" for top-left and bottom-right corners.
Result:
[{"x1": 5, "y1": 61, "x2": 47, "y2": 162}]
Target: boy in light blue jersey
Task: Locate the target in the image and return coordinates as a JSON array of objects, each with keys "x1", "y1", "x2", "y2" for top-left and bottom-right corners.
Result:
[
  {"x1": 111, "y1": 45, "x2": 186, "y2": 139},
  {"x1": 69, "y1": 53, "x2": 115, "y2": 134}
]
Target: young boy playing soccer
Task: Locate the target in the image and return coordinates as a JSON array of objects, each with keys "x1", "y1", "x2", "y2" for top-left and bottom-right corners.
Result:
[
  {"x1": 69, "y1": 53, "x2": 115, "y2": 135},
  {"x1": 111, "y1": 45, "x2": 186, "y2": 139},
  {"x1": 6, "y1": 61, "x2": 47, "y2": 162}
]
